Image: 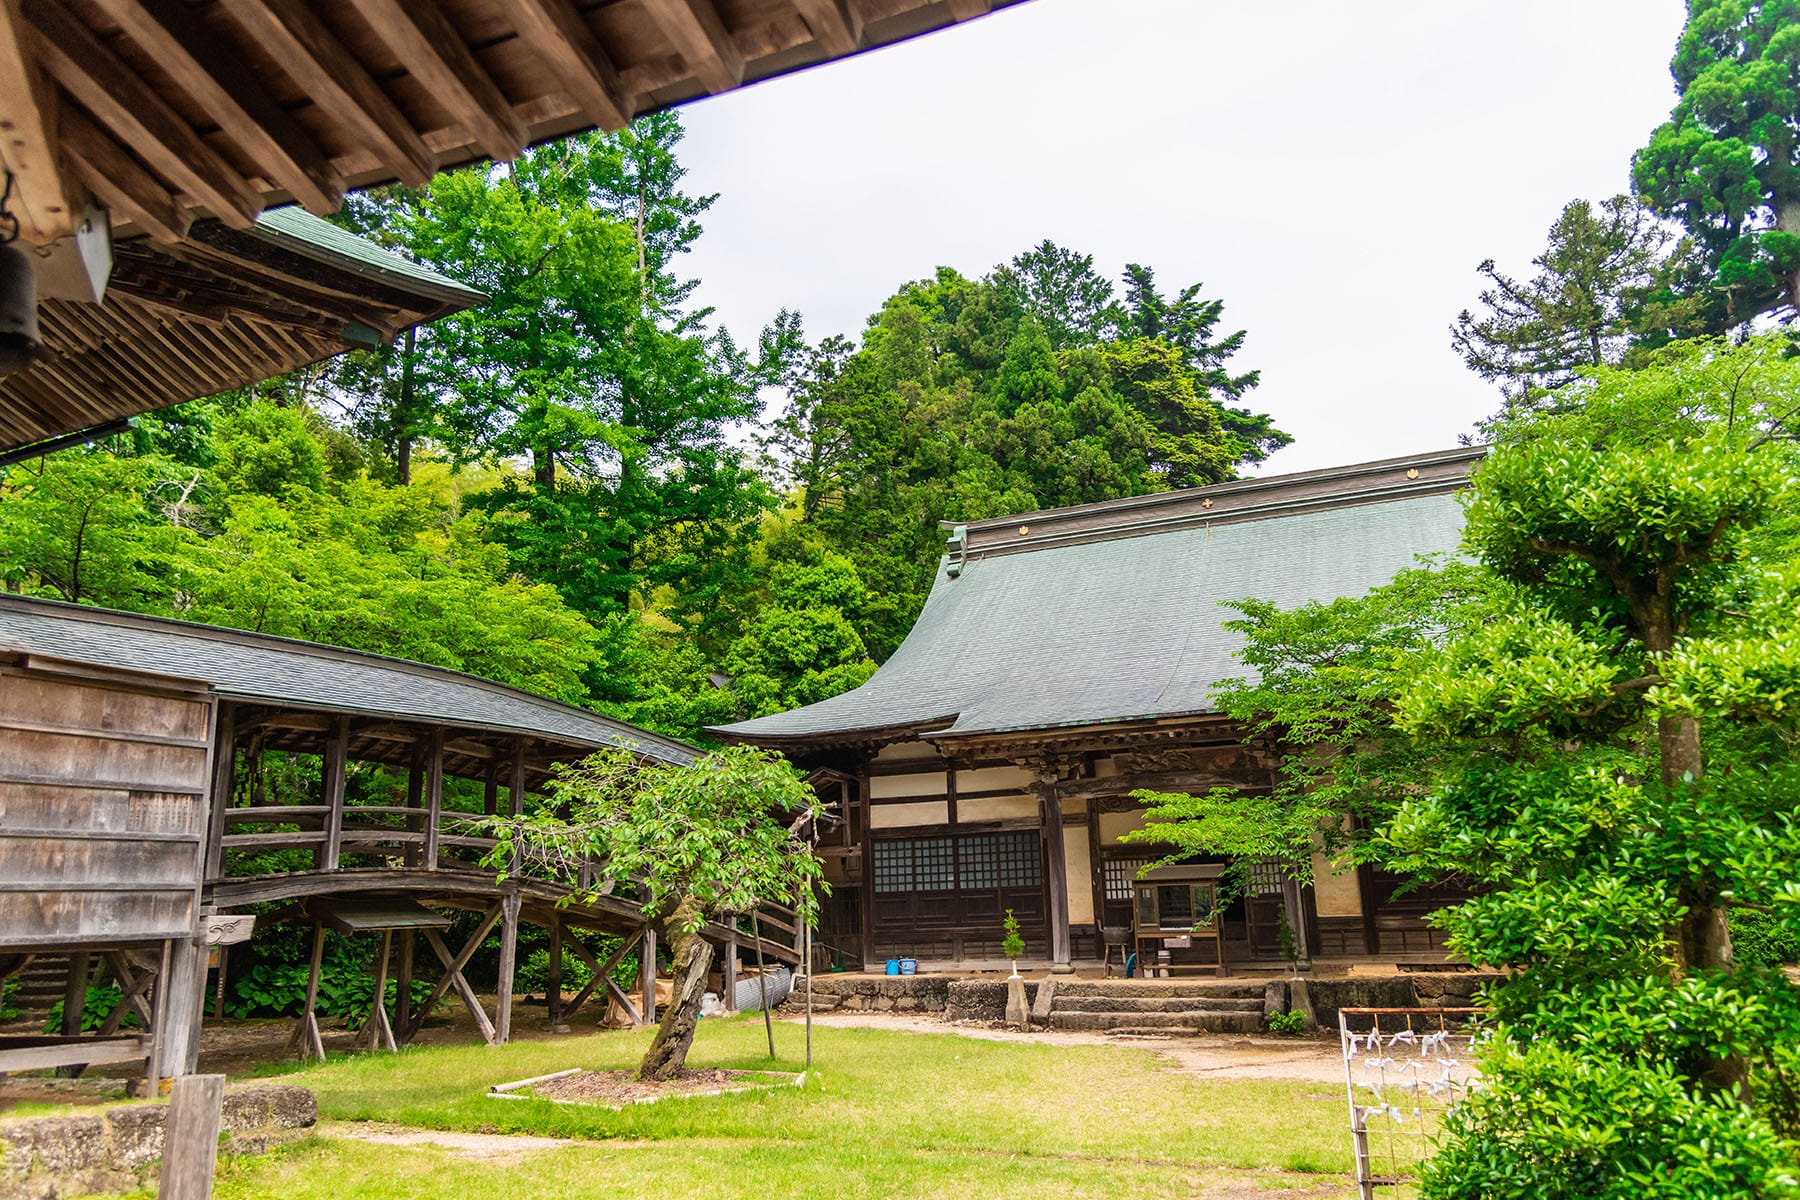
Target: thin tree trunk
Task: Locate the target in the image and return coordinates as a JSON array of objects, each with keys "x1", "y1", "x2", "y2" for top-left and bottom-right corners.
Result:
[
  {"x1": 1647, "y1": 622, "x2": 1746, "y2": 1096},
  {"x1": 637, "y1": 898, "x2": 714, "y2": 1082},
  {"x1": 396, "y1": 325, "x2": 417, "y2": 485}
]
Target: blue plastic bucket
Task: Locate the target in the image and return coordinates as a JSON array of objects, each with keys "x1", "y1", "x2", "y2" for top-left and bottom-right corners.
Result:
[
  {"x1": 899, "y1": 957, "x2": 917, "y2": 976},
  {"x1": 885, "y1": 959, "x2": 900, "y2": 976}
]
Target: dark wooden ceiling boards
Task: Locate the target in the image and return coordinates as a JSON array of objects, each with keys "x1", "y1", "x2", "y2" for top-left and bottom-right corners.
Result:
[{"x1": 1, "y1": 0, "x2": 1024, "y2": 245}]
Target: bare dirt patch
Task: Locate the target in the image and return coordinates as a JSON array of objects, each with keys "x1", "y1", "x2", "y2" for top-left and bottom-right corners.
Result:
[
  {"x1": 526, "y1": 1067, "x2": 790, "y2": 1106},
  {"x1": 790, "y1": 1010, "x2": 1347, "y2": 1084},
  {"x1": 329, "y1": 1121, "x2": 572, "y2": 1162}
]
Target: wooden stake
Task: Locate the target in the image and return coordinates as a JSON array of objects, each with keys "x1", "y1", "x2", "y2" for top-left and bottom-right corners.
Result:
[{"x1": 158, "y1": 1073, "x2": 225, "y2": 1200}]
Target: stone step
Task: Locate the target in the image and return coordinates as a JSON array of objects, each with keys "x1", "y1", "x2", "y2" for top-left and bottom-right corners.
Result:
[
  {"x1": 1048, "y1": 1009, "x2": 1263, "y2": 1034},
  {"x1": 1056, "y1": 980, "x2": 1268, "y2": 1000},
  {"x1": 1052, "y1": 995, "x2": 1265, "y2": 1014}
]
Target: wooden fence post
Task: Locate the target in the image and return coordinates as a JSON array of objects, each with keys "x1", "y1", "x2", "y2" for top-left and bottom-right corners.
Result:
[{"x1": 158, "y1": 1073, "x2": 225, "y2": 1200}]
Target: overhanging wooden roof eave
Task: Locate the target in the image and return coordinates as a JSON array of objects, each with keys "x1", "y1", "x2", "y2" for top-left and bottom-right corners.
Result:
[{"x1": 0, "y1": 594, "x2": 698, "y2": 767}]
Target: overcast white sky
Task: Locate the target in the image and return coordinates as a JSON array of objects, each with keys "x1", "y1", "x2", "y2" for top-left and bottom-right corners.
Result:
[{"x1": 672, "y1": 0, "x2": 1689, "y2": 474}]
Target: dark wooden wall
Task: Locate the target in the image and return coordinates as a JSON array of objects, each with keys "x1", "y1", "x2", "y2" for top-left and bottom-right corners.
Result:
[{"x1": 0, "y1": 663, "x2": 213, "y2": 949}]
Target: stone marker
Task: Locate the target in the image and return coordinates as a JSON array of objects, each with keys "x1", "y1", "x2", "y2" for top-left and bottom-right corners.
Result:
[
  {"x1": 1004, "y1": 978, "x2": 1028, "y2": 1028},
  {"x1": 1030, "y1": 977, "x2": 1057, "y2": 1026}
]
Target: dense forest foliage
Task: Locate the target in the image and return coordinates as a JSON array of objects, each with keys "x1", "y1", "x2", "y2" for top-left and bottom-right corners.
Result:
[{"x1": 0, "y1": 115, "x2": 1284, "y2": 742}]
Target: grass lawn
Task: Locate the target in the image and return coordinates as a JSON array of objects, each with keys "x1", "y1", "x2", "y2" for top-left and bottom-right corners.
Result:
[{"x1": 161, "y1": 1019, "x2": 1355, "y2": 1199}]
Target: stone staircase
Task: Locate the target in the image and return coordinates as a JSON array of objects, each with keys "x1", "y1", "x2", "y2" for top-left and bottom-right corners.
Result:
[{"x1": 1041, "y1": 979, "x2": 1277, "y2": 1036}]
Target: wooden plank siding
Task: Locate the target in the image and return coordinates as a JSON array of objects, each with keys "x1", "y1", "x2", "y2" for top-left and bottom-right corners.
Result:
[{"x1": 0, "y1": 665, "x2": 211, "y2": 947}]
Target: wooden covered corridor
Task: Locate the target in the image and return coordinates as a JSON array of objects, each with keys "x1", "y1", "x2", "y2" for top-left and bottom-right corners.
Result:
[{"x1": 0, "y1": 593, "x2": 801, "y2": 1080}]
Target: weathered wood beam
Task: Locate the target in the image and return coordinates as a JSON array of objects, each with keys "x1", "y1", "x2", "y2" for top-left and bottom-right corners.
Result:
[
  {"x1": 423, "y1": 726, "x2": 444, "y2": 871},
  {"x1": 639, "y1": 927, "x2": 657, "y2": 1024},
  {"x1": 791, "y1": 0, "x2": 862, "y2": 57},
  {"x1": 420, "y1": 925, "x2": 497, "y2": 1045},
  {"x1": 945, "y1": 0, "x2": 991, "y2": 19},
  {"x1": 343, "y1": 0, "x2": 527, "y2": 163},
  {"x1": 562, "y1": 926, "x2": 640, "y2": 1024},
  {"x1": 319, "y1": 715, "x2": 348, "y2": 871},
  {"x1": 641, "y1": 0, "x2": 742, "y2": 95},
  {"x1": 88, "y1": 0, "x2": 343, "y2": 214},
  {"x1": 202, "y1": 703, "x2": 236, "y2": 881},
  {"x1": 0, "y1": 0, "x2": 81, "y2": 243},
  {"x1": 58, "y1": 105, "x2": 188, "y2": 242},
  {"x1": 400, "y1": 905, "x2": 499, "y2": 1043},
  {"x1": 217, "y1": 0, "x2": 435, "y2": 188},
  {"x1": 511, "y1": 0, "x2": 633, "y2": 131},
  {"x1": 23, "y1": 0, "x2": 261, "y2": 226},
  {"x1": 494, "y1": 889, "x2": 520, "y2": 1043}
]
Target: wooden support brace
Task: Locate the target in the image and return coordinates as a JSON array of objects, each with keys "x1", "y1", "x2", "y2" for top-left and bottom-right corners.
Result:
[
  {"x1": 361, "y1": 930, "x2": 396, "y2": 1052},
  {"x1": 292, "y1": 921, "x2": 326, "y2": 1062},
  {"x1": 420, "y1": 927, "x2": 496, "y2": 1046},
  {"x1": 560, "y1": 927, "x2": 639, "y2": 1023}
]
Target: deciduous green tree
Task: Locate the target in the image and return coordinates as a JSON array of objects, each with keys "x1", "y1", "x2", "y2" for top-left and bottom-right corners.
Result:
[{"x1": 492, "y1": 744, "x2": 824, "y2": 1080}]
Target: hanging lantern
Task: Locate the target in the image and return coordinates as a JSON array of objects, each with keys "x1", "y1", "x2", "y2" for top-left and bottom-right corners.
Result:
[{"x1": 0, "y1": 241, "x2": 44, "y2": 375}]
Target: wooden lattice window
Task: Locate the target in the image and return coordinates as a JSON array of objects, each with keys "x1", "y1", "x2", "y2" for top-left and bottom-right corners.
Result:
[{"x1": 1104, "y1": 856, "x2": 1152, "y2": 902}]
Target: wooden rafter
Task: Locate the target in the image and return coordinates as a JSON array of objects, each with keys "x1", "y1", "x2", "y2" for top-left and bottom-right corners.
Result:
[
  {"x1": 57, "y1": 104, "x2": 187, "y2": 243},
  {"x1": 791, "y1": 0, "x2": 863, "y2": 57},
  {"x1": 511, "y1": 0, "x2": 634, "y2": 132},
  {"x1": 22, "y1": 0, "x2": 261, "y2": 227},
  {"x1": 641, "y1": 0, "x2": 743, "y2": 95},
  {"x1": 217, "y1": 0, "x2": 436, "y2": 189},
  {"x1": 343, "y1": 0, "x2": 528, "y2": 164},
  {"x1": 88, "y1": 0, "x2": 344, "y2": 215},
  {"x1": 0, "y1": 0, "x2": 81, "y2": 243}
]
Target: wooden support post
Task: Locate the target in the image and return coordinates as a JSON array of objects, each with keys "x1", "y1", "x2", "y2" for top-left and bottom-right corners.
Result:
[
  {"x1": 508, "y1": 736, "x2": 527, "y2": 873},
  {"x1": 319, "y1": 715, "x2": 349, "y2": 871},
  {"x1": 56, "y1": 951, "x2": 91, "y2": 1078},
  {"x1": 158, "y1": 1073, "x2": 225, "y2": 1200},
  {"x1": 639, "y1": 928, "x2": 657, "y2": 1026},
  {"x1": 420, "y1": 927, "x2": 496, "y2": 1045},
  {"x1": 404, "y1": 743, "x2": 424, "y2": 868},
  {"x1": 546, "y1": 917, "x2": 564, "y2": 1027},
  {"x1": 296, "y1": 922, "x2": 325, "y2": 1061},
  {"x1": 1038, "y1": 777, "x2": 1074, "y2": 974},
  {"x1": 495, "y1": 891, "x2": 521, "y2": 1045},
  {"x1": 423, "y1": 728, "x2": 445, "y2": 872},
  {"x1": 203, "y1": 704, "x2": 235, "y2": 881},
  {"x1": 155, "y1": 938, "x2": 210, "y2": 1078},
  {"x1": 857, "y1": 769, "x2": 875, "y2": 968},
  {"x1": 1280, "y1": 873, "x2": 1314, "y2": 973},
  {"x1": 721, "y1": 930, "x2": 738, "y2": 1014},
  {"x1": 362, "y1": 930, "x2": 397, "y2": 1051},
  {"x1": 394, "y1": 932, "x2": 414, "y2": 1032}
]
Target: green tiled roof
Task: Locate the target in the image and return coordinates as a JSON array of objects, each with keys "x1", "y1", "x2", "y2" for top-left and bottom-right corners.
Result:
[
  {"x1": 716, "y1": 450, "x2": 1479, "y2": 744},
  {"x1": 251, "y1": 206, "x2": 483, "y2": 305}
]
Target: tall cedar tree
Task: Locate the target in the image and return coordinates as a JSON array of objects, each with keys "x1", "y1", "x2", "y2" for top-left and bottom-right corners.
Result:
[
  {"x1": 1451, "y1": 196, "x2": 1711, "y2": 405},
  {"x1": 1635, "y1": 0, "x2": 1800, "y2": 326}
]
